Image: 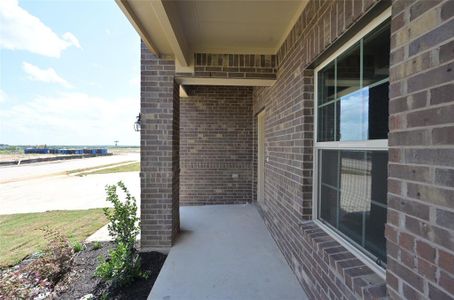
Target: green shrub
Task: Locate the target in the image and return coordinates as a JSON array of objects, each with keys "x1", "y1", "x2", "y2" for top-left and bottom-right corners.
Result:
[
  {"x1": 95, "y1": 242, "x2": 143, "y2": 286},
  {"x1": 103, "y1": 181, "x2": 140, "y2": 248},
  {"x1": 72, "y1": 241, "x2": 84, "y2": 253},
  {"x1": 95, "y1": 181, "x2": 145, "y2": 287}
]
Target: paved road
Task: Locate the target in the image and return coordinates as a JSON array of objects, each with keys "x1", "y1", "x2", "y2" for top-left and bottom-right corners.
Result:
[
  {"x1": 0, "y1": 153, "x2": 139, "y2": 184},
  {"x1": 0, "y1": 154, "x2": 140, "y2": 215}
]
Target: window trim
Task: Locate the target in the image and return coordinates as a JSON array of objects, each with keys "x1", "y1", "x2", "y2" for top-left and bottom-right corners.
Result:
[{"x1": 312, "y1": 7, "x2": 392, "y2": 279}]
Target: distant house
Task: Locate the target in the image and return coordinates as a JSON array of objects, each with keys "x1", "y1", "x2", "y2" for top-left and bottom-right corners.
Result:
[{"x1": 117, "y1": 0, "x2": 454, "y2": 299}]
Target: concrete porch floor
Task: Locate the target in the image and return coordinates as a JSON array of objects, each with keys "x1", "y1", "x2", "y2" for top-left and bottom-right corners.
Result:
[{"x1": 148, "y1": 204, "x2": 308, "y2": 300}]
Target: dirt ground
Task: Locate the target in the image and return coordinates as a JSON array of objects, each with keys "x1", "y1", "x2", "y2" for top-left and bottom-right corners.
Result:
[{"x1": 54, "y1": 242, "x2": 166, "y2": 299}]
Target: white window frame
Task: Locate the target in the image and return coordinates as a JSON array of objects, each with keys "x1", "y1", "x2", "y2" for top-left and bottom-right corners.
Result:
[{"x1": 312, "y1": 7, "x2": 392, "y2": 279}]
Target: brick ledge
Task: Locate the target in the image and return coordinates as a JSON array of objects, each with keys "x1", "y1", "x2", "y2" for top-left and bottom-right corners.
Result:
[{"x1": 300, "y1": 221, "x2": 388, "y2": 299}]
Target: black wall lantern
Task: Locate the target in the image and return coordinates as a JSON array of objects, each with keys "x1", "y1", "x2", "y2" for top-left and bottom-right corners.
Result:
[{"x1": 134, "y1": 113, "x2": 141, "y2": 132}]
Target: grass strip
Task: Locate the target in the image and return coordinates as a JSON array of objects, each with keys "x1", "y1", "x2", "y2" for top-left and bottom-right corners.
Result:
[
  {"x1": 78, "y1": 162, "x2": 140, "y2": 176},
  {"x1": 66, "y1": 161, "x2": 134, "y2": 175},
  {"x1": 0, "y1": 209, "x2": 108, "y2": 267}
]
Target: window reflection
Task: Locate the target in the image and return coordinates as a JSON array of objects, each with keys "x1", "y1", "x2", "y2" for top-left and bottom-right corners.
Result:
[
  {"x1": 337, "y1": 44, "x2": 361, "y2": 99},
  {"x1": 319, "y1": 150, "x2": 388, "y2": 263},
  {"x1": 316, "y1": 23, "x2": 390, "y2": 143},
  {"x1": 339, "y1": 151, "x2": 367, "y2": 244},
  {"x1": 318, "y1": 62, "x2": 335, "y2": 105},
  {"x1": 363, "y1": 24, "x2": 391, "y2": 86},
  {"x1": 368, "y1": 81, "x2": 389, "y2": 139},
  {"x1": 339, "y1": 87, "x2": 369, "y2": 141},
  {"x1": 318, "y1": 103, "x2": 335, "y2": 142}
]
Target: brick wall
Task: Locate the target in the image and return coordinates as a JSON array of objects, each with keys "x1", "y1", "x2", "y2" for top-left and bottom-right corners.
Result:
[
  {"x1": 176, "y1": 53, "x2": 276, "y2": 80},
  {"x1": 180, "y1": 85, "x2": 253, "y2": 205},
  {"x1": 140, "y1": 41, "x2": 180, "y2": 250},
  {"x1": 252, "y1": 0, "x2": 388, "y2": 298},
  {"x1": 138, "y1": 0, "x2": 454, "y2": 297},
  {"x1": 386, "y1": 0, "x2": 454, "y2": 298},
  {"x1": 276, "y1": 0, "x2": 380, "y2": 69}
]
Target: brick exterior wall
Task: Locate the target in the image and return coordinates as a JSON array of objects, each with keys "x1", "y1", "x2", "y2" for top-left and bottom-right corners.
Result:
[
  {"x1": 386, "y1": 0, "x2": 454, "y2": 299},
  {"x1": 180, "y1": 85, "x2": 253, "y2": 205},
  {"x1": 252, "y1": 0, "x2": 389, "y2": 299},
  {"x1": 138, "y1": 0, "x2": 454, "y2": 297},
  {"x1": 176, "y1": 53, "x2": 276, "y2": 80},
  {"x1": 140, "y1": 42, "x2": 180, "y2": 251},
  {"x1": 276, "y1": 0, "x2": 380, "y2": 68}
]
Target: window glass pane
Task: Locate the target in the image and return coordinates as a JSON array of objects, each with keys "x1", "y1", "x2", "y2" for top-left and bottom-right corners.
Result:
[
  {"x1": 320, "y1": 185, "x2": 338, "y2": 228},
  {"x1": 339, "y1": 87, "x2": 369, "y2": 141},
  {"x1": 368, "y1": 81, "x2": 389, "y2": 139},
  {"x1": 363, "y1": 24, "x2": 390, "y2": 86},
  {"x1": 318, "y1": 149, "x2": 388, "y2": 263},
  {"x1": 367, "y1": 151, "x2": 388, "y2": 205},
  {"x1": 365, "y1": 203, "x2": 387, "y2": 263},
  {"x1": 321, "y1": 150, "x2": 338, "y2": 187},
  {"x1": 318, "y1": 62, "x2": 335, "y2": 105},
  {"x1": 336, "y1": 101, "x2": 340, "y2": 141},
  {"x1": 338, "y1": 151, "x2": 367, "y2": 245},
  {"x1": 317, "y1": 20, "x2": 390, "y2": 266},
  {"x1": 318, "y1": 103, "x2": 335, "y2": 142},
  {"x1": 336, "y1": 44, "x2": 360, "y2": 99}
]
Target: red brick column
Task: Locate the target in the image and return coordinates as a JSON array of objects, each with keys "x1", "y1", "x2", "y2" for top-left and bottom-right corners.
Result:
[
  {"x1": 140, "y1": 41, "x2": 179, "y2": 251},
  {"x1": 386, "y1": 1, "x2": 454, "y2": 298}
]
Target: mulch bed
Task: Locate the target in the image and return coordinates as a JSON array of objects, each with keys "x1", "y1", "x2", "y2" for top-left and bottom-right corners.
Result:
[
  {"x1": 54, "y1": 242, "x2": 166, "y2": 299},
  {"x1": 0, "y1": 242, "x2": 166, "y2": 300}
]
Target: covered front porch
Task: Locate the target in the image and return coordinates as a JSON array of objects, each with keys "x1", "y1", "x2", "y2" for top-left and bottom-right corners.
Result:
[
  {"x1": 117, "y1": 0, "x2": 398, "y2": 298},
  {"x1": 149, "y1": 204, "x2": 307, "y2": 300}
]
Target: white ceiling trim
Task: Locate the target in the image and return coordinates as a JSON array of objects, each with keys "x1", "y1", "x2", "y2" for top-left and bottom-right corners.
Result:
[
  {"x1": 176, "y1": 77, "x2": 276, "y2": 87},
  {"x1": 115, "y1": 0, "x2": 160, "y2": 56},
  {"x1": 150, "y1": 0, "x2": 191, "y2": 66}
]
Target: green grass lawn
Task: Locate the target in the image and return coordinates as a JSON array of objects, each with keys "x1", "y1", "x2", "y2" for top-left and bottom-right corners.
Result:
[
  {"x1": 0, "y1": 209, "x2": 108, "y2": 267},
  {"x1": 66, "y1": 161, "x2": 135, "y2": 175},
  {"x1": 77, "y1": 162, "x2": 140, "y2": 176}
]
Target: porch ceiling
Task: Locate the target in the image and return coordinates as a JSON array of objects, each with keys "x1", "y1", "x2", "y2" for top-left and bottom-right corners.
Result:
[{"x1": 116, "y1": 0, "x2": 308, "y2": 67}]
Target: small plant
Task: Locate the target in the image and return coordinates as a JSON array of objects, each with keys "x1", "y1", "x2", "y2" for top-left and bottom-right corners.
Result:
[
  {"x1": 95, "y1": 181, "x2": 145, "y2": 287},
  {"x1": 103, "y1": 181, "x2": 140, "y2": 248},
  {"x1": 95, "y1": 242, "x2": 144, "y2": 286},
  {"x1": 72, "y1": 241, "x2": 85, "y2": 253},
  {"x1": 35, "y1": 227, "x2": 74, "y2": 283},
  {"x1": 92, "y1": 241, "x2": 102, "y2": 250}
]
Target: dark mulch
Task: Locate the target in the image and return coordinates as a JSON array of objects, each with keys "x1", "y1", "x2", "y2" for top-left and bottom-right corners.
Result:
[{"x1": 54, "y1": 242, "x2": 166, "y2": 299}]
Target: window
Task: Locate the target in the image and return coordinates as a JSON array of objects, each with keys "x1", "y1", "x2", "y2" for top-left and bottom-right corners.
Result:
[{"x1": 314, "y1": 18, "x2": 390, "y2": 268}]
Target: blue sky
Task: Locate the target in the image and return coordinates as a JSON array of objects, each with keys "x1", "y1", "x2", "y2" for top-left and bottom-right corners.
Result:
[{"x1": 0, "y1": 0, "x2": 140, "y2": 146}]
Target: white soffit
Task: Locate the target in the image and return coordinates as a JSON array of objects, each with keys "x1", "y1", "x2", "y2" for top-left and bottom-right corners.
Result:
[
  {"x1": 173, "y1": 0, "x2": 308, "y2": 54},
  {"x1": 117, "y1": 0, "x2": 308, "y2": 63},
  {"x1": 117, "y1": 0, "x2": 170, "y2": 55}
]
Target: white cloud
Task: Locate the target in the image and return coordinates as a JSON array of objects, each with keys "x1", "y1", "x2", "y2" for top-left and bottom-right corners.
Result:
[
  {"x1": 0, "y1": 0, "x2": 81, "y2": 58},
  {"x1": 62, "y1": 32, "x2": 81, "y2": 49},
  {"x1": 0, "y1": 92, "x2": 139, "y2": 145},
  {"x1": 22, "y1": 62, "x2": 72, "y2": 88}
]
